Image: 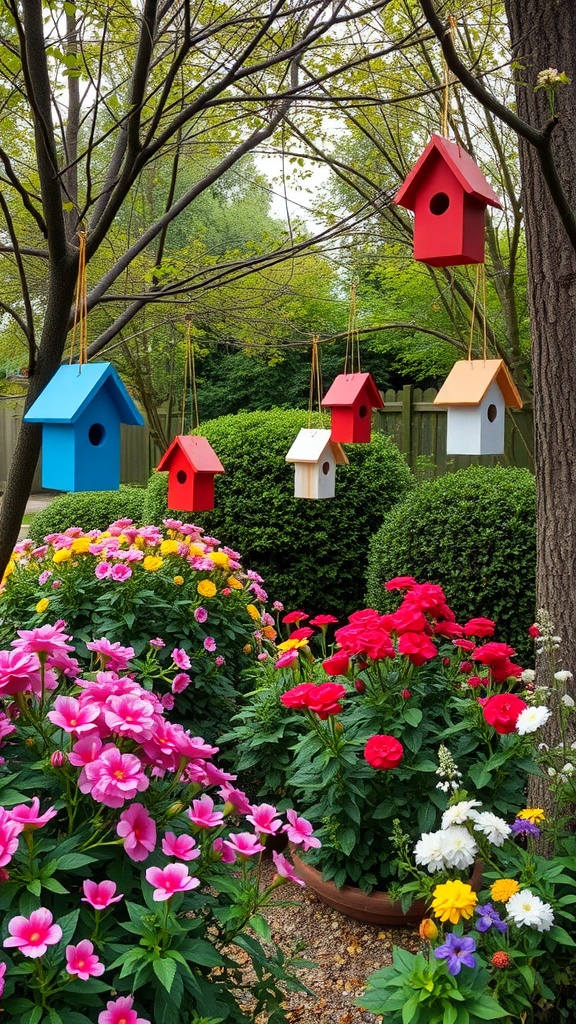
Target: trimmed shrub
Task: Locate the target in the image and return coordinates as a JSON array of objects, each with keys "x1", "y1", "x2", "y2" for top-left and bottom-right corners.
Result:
[
  {"x1": 28, "y1": 486, "x2": 146, "y2": 543},
  {"x1": 365, "y1": 465, "x2": 536, "y2": 663},
  {"x1": 145, "y1": 408, "x2": 414, "y2": 616}
]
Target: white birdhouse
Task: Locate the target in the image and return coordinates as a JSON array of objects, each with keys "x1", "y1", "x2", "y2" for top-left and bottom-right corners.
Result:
[
  {"x1": 285, "y1": 428, "x2": 349, "y2": 499},
  {"x1": 434, "y1": 359, "x2": 523, "y2": 455}
]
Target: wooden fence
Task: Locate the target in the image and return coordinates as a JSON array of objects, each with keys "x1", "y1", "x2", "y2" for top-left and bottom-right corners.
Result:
[{"x1": 0, "y1": 387, "x2": 534, "y2": 492}]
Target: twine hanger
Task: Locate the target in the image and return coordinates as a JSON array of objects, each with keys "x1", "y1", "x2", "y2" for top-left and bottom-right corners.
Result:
[
  {"x1": 467, "y1": 264, "x2": 488, "y2": 365},
  {"x1": 441, "y1": 14, "x2": 458, "y2": 138},
  {"x1": 343, "y1": 277, "x2": 361, "y2": 376},
  {"x1": 181, "y1": 314, "x2": 199, "y2": 435},
  {"x1": 307, "y1": 333, "x2": 323, "y2": 429},
  {"x1": 69, "y1": 228, "x2": 89, "y2": 370}
]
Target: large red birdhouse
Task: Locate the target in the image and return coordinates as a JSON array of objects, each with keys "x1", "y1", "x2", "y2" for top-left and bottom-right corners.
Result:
[
  {"x1": 321, "y1": 372, "x2": 383, "y2": 444},
  {"x1": 394, "y1": 135, "x2": 502, "y2": 266},
  {"x1": 157, "y1": 435, "x2": 224, "y2": 512}
]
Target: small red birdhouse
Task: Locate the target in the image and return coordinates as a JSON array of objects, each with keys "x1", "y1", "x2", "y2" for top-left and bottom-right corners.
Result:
[
  {"x1": 157, "y1": 435, "x2": 225, "y2": 512},
  {"x1": 321, "y1": 372, "x2": 384, "y2": 444},
  {"x1": 394, "y1": 135, "x2": 502, "y2": 267}
]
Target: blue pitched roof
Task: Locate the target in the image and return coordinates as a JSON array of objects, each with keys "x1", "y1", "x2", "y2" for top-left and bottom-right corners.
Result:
[{"x1": 24, "y1": 363, "x2": 144, "y2": 426}]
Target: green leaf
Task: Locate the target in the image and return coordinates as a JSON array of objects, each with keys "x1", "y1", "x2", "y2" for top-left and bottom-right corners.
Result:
[
  {"x1": 153, "y1": 956, "x2": 177, "y2": 993},
  {"x1": 248, "y1": 914, "x2": 272, "y2": 942},
  {"x1": 548, "y1": 924, "x2": 576, "y2": 946},
  {"x1": 404, "y1": 708, "x2": 423, "y2": 727},
  {"x1": 26, "y1": 879, "x2": 41, "y2": 896},
  {"x1": 42, "y1": 877, "x2": 69, "y2": 894},
  {"x1": 57, "y1": 909, "x2": 80, "y2": 948}
]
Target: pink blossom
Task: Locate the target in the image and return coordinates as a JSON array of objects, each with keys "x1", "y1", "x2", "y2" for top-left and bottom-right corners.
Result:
[
  {"x1": 46, "y1": 649, "x2": 81, "y2": 678},
  {"x1": 12, "y1": 622, "x2": 73, "y2": 657},
  {"x1": 86, "y1": 638, "x2": 135, "y2": 672},
  {"x1": 246, "y1": 803, "x2": 283, "y2": 835},
  {"x1": 103, "y1": 694, "x2": 156, "y2": 741},
  {"x1": 4, "y1": 907, "x2": 62, "y2": 957},
  {"x1": 47, "y1": 696, "x2": 100, "y2": 735},
  {"x1": 161, "y1": 693, "x2": 175, "y2": 710},
  {"x1": 95, "y1": 562, "x2": 112, "y2": 580},
  {"x1": 145, "y1": 863, "x2": 200, "y2": 901},
  {"x1": 222, "y1": 832, "x2": 265, "y2": 859},
  {"x1": 98, "y1": 994, "x2": 151, "y2": 1024},
  {"x1": 81, "y1": 879, "x2": 124, "y2": 909},
  {"x1": 188, "y1": 795, "x2": 224, "y2": 829},
  {"x1": 0, "y1": 649, "x2": 44, "y2": 696},
  {"x1": 65, "y1": 939, "x2": 105, "y2": 980},
  {"x1": 274, "y1": 649, "x2": 300, "y2": 670},
  {"x1": 38, "y1": 570, "x2": 52, "y2": 585},
  {"x1": 150, "y1": 638, "x2": 165, "y2": 648},
  {"x1": 216, "y1": 655, "x2": 226, "y2": 666},
  {"x1": 110, "y1": 564, "x2": 132, "y2": 582},
  {"x1": 116, "y1": 803, "x2": 157, "y2": 861},
  {"x1": 284, "y1": 809, "x2": 321, "y2": 851},
  {"x1": 162, "y1": 832, "x2": 200, "y2": 861},
  {"x1": 80, "y1": 747, "x2": 149, "y2": 808},
  {"x1": 172, "y1": 672, "x2": 191, "y2": 694},
  {"x1": 273, "y1": 601, "x2": 284, "y2": 612},
  {"x1": 10, "y1": 798, "x2": 57, "y2": 831},
  {"x1": 212, "y1": 836, "x2": 236, "y2": 862},
  {"x1": 171, "y1": 648, "x2": 191, "y2": 670},
  {"x1": 194, "y1": 607, "x2": 208, "y2": 623},
  {"x1": 272, "y1": 850, "x2": 305, "y2": 886},
  {"x1": 0, "y1": 961, "x2": 6, "y2": 997},
  {"x1": 0, "y1": 809, "x2": 23, "y2": 865},
  {"x1": 69, "y1": 734, "x2": 103, "y2": 767},
  {"x1": 50, "y1": 750, "x2": 66, "y2": 767},
  {"x1": 219, "y1": 784, "x2": 252, "y2": 815},
  {"x1": 203, "y1": 637, "x2": 217, "y2": 653}
]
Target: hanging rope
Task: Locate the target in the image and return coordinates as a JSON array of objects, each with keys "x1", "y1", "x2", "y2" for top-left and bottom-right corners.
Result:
[
  {"x1": 181, "y1": 315, "x2": 199, "y2": 435},
  {"x1": 307, "y1": 334, "x2": 323, "y2": 428},
  {"x1": 441, "y1": 15, "x2": 458, "y2": 138},
  {"x1": 344, "y1": 277, "x2": 361, "y2": 375},
  {"x1": 467, "y1": 265, "x2": 481, "y2": 363},
  {"x1": 481, "y1": 263, "x2": 488, "y2": 363},
  {"x1": 69, "y1": 228, "x2": 88, "y2": 370}
]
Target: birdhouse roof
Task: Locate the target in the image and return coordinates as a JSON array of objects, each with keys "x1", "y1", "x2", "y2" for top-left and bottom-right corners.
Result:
[
  {"x1": 157, "y1": 435, "x2": 225, "y2": 474},
  {"x1": 433, "y1": 359, "x2": 523, "y2": 408},
  {"x1": 285, "y1": 428, "x2": 349, "y2": 465},
  {"x1": 321, "y1": 372, "x2": 384, "y2": 410},
  {"x1": 24, "y1": 363, "x2": 144, "y2": 425},
  {"x1": 394, "y1": 135, "x2": 502, "y2": 211}
]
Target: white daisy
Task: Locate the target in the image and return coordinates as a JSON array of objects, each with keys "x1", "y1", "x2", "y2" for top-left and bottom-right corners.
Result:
[
  {"x1": 516, "y1": 706, "x2": 552, "y2": 735},
  {"x1": 438, "y1": 826, "x2": 478, "y2": 871},
  {"x1": 561, "y1": 694, "x2": 575, "y2": 707},
  {"x1": 414, "y1": 830, "x2": 447, "y2": 873},
  {"x1": 441, "y1": 800, "x2": 482, "y2": 829},
  {"x1": 470, "y1": 810, "x2": 511, "y2": 847},
  {"x1": 506, "y1": 889, "x2": 554, "y2": 931},
  {"x1": 555, "y1": 670, "x2": 573, "y2": 683}
]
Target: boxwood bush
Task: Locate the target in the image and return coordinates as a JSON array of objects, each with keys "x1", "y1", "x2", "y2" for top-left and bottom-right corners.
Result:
[
  {"x1": 28, "y1": 486, "x2": 146, "y2": 543},
  {"x1": 365, "y1": 465, "x2": 536, "y2": 663},
  {"x1": 145, "y1": 408, "x2": 414, "y2": 616}
]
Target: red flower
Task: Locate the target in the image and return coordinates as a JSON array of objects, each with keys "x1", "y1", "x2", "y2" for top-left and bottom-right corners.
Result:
[
  {"x1": 482, "y1": 693, "x2": 528, "y2": 734},
  {"x1": 453, "y1": 639, "x2": 476, "y2": 653},
  {"x1": 398, "y1": 631, "x2": 437, "y2": 666},
  {"x1": 354, "y1": 679, "x2": 366, "y2": 694},
  {"x1": 491, "y1": 951, "x2": 510, "y2": 969},
  {"x1": 403, "y1": 583, "x2": 455, "y2": 621},
  {"x1": 528, "y1": 624, "x2": 541, "y2": 638},
  {"x1": 466, "y1": 676, "x2": 483, "y2": 688},
  {"x1": 463, "y1": 617, "x2": 496, "y2": 638},
  {"x1": 334, "y1": 619, "x2": 394, "y2": 662},
  {"x1": 433, "y1": 621, "x2": 464, "y2": 638},
  {"x1": 282, "y1": 610, "x2": 309, "y2": 625},
  {"x1": 290, "y1": 626, "x2": 315, "y2": 641},
  {"x1": 322, "y1": 652, "x2": 350, "y2": 677},
  {"x1": 384, "y1": 576, "x2": 417, "y2": 591},
  {"x1": 459, "y1": 660, "x2": 472, "y2": 674},
  {"x1": 364, "y1": 735, "x2": 404, "y2": 770},
  {"x1": 388, "y1": 605, "x2": 428, "y2": 635},
  {"x1": 280, "y1": 683, "x2": 316, "y2": 709},
  {"x1": 304, "y1": 683, "x2": 347, "y2": 720},
  {"x1": 472, "y1": 642, "x2": 516, "y2": 665},
  {"x1": 309, "y1": 614, "x2": 338, "y2": 627},
  {"x1": 401, "y1": 689, "x2": 411, "y2": 699}
]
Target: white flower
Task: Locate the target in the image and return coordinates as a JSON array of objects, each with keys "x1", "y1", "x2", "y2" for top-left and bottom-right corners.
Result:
[
  {"x1": 561, "y1": 762, "x2": 574, "y2": 776},
  {"x1": 561, "y1": 694, "x2": 575, "y2": 707},
  {"x1": 516, "y1": 706, "x2": 552, "y2": 735},
  {"x1": 470, "y1": 810, "x2": 511, "y2": 846},
  {"x1": 439, "y1": 826, "x2": 478, "y2": 871},
  {"x1": 555, "y1": 670, "x2": 573, "y2": 683},
  {"x1": 441, "y1": 800, "x2": 482, "y2": 828},
  {"x1": 414, "y1": 830, "x2": 448, "y2": 873},
  {"x1": 506, "y1": 890, "x2": 554, "y2": 931},
  {"x1": 548, "y1": 767, "x2": 557, "y2": 777},
  {"x1": 521, "y1": 669, "x2": 536, "y2": 683}
]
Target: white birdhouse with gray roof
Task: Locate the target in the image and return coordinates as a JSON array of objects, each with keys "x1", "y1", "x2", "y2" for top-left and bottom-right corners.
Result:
[
  {"x1": 285, "y1": 428, "x2": 349, "y2": 499},
  {"x1": 434, "y1": 359, "x2": 523, "y2": 455}
]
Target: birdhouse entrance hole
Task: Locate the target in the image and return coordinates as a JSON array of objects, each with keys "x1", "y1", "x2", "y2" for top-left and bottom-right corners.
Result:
[
  {"x1": 429, "y1": 192, "x2": 450, "y2": 215},
  {"x1": 487, "y1": 404, "x2": 498, "y2": 422},
  {"x1": 358, "y1": 405, "x2": 368, "y2": 418},
  {"x1": 88, "y1": 423, "x2": 106, "y2": 447},
  {"x1": 176, "y1": 469, "x2": 188, "y2": 484},
  {"x1": 322, "y1": 461, "x2": 330, "y2": 476}
]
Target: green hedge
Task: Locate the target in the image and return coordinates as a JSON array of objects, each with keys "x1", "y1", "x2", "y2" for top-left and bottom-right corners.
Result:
[
  {"x1": 145, "y1": 408, "x2": 414, "y2": 616},
  {"x1": 365, "y1": 465, "x2": 536, "y2": 663},
  {"x1": 28, "y1": 486, "x2": 146, "y2": 543}
]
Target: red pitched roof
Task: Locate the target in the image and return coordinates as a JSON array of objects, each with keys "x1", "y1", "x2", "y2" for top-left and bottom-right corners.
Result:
[
  {"x1": 321, "y1": 372, "x2": 384, "y2": 410},
  {"x1": 157, "y1": 435, "x2": 225, "y2": 474},
  {"x1": 395, "y1": 135, "x2": 502, "y2": 211}
]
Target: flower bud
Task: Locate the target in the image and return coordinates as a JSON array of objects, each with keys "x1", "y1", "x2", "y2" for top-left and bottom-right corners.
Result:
[
  {"x1": 418, "y1": 918, "x2": 439, "y2": 941},
  {"x1": 166, "y1": 801, "x2": 185, "y2": 818},
  {"x1": 442, "y1": 657, "x2": 451, "y2": 667},
  {"x1": 0, "y1": 868, "x2": 10, "y2": 884},
  {"x1": 491, "y1": 951, "x2": 510, "y2": 969},
  {"x1": 460, "y1": 660, "x2": 472, "y2": 673},
  {"x1": 401, "y1": 689, "x2": 411, "y2": 699},
  {"x1": 354, "y1": 679, "x2": 366, "y2": 694},
  {"x1": 50, "y1": 750, "x2": 66, "y2": 768},
  {"x1": 528, "y1": 624, "x2": 541, "y2": 638}
]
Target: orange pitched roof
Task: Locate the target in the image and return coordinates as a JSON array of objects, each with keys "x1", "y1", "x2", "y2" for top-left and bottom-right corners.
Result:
[
  {"x1": 157, "y1": 435, "x2": 225, "y2": 473},
  {"x1": 321, "y1": 372, "x2": 384, "y2": 410},
  {"x1": 433, "y1": 359, "x2": 523, "y2": 408},
  {"x1": 395, "y1": 135, "x2": 502, "y2": 211}
]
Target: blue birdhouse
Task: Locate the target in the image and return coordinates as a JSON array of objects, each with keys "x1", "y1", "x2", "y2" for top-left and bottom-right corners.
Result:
[{"x1": 24, "y1": 363, "x2": 144, "y2": 492}]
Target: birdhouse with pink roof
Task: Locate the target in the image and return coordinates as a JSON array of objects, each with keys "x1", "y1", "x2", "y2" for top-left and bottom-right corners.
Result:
[
  {"x1": 434, "y1": 359, "x2": 523, "y2": 455},
  {"x1": 157, "y1": 435, "x2": 225, "y2": 512},
  {"x1": 394, "y1": 135, "x2": 502, "y2": 267},
  {"x1": 285, "y1": 428, "x2": 349, "y2": 499},
  {"x1": 321, "y1": 372, "x2": 383, "y2": 444}
]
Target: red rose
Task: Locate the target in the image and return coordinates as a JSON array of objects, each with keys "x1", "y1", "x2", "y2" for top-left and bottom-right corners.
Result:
[
  {"x1": 459, "y1": 660, "x2": 472, "y2": 674},
  {"x1": 280, "y1": 683, "x2": 316, "y2": 708},
  {"x1": 282, "y1": 610, "x2": 308, "y2": 625},
  {"x1": 453, "y1": 639, "x2": 476, "y2": 652},
  {"x1": 384, "y1": 576, "x2": 417, "y2": 591},
  {"x1": 361, "y1": 627, "x2": 395, "y2": 661},
  {"x1": 463, "y1": 617, "x2": 496, "y2": 638},
  {"x1": 434, "y1": 621, "x2": 464, "y2": 638},
  {"x1": 466, "y1": 676, "x2": 483, "y2": 688},
  {"x1": 398, "y1": 631, "x2": 437, "y2": 666},
  {"x1": 388, "y1": 605, "x2": 428, "y2": 635},
  {"x1": 364, "y1": 735, "x2": 404, "y2": 770},
  {"x1": 304, "y1": 682, "x2": 347, "y2": 720},
  {"x1": 322, "y1": 652, "x2": 350, "y2": 677},
  {"x1": 347, "y1": 609, "x2": 382, "y2": 625},
  {"x1": 354, "y1": 678, "x2": 366, "y2": 694},
  {"x1": 404, "y1": 583, "x2": 455, "y2": 621},
  {"x1": 401, "y1": 689, "x2": 411, "y2": 699},
  {"x1": 482, "y1": 693, "x2": 528, "y2": 734},
  {"x1": 309, "y1": 614, "x2": 338, "y2": 627},
  {"x1": 472, "y1": 642, "x2": 516, "y2": 665},
  {"x1": 528, "y1": 624, "x2": 541, "y2": 638},
  {"x1": 290, "y1": 626, "x2": 315, "y2": 640}
]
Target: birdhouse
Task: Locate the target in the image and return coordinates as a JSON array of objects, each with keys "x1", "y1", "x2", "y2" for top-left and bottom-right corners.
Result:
[
  {"x1": 285, "y1": 428, "x2": 349, "y2": 499},
  {"x1": 321, "y1": 373, "x2": 384, "y2": 444},
  {"x1": 24, "y1": 363, "x2": 144, "y2": 492},
  {"x1": 394, "y1": 135, "x2": 502, "y2": 266},
  {"x1": 157, "y1": 435, "x2": 225, "y2": 512},
  {"x1": 434, "y1": 359, "x2": 523, "y2": 455}
]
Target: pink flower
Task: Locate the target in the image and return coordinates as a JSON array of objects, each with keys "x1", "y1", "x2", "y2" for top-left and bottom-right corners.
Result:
[
  {"x1": 161, "y1": 693, "x2": 175, "y2": 710},
  {"x1": 81, "y1": 879, "x2": 124, "y2": 909},
  {"x1": 66, "y1": 939, "x2": 105, "y2": 980},
  {"x1": 4, "y1": 907, "x2": 62, "y2": 957},
  {"x1": 80, "y1": 747, "x2": 149, "y2": 808},
  {"x1": 212, "y1": 837, "x2": 236, "y2": 863},
  {"x1": 0, "y1": 649, "x2": 43, "y2": 696},
  {"x1": 0, "y1": 961, "x2": 6, "y2": 997},
  {"x1": 10, "y1": 798, "x2": 57, "y2": 831},
  {"x1": 194, "y1": 608, "x2": 208, "y2": 623},
  {"x1": 274, "y1": 649, "x2": 299, "y2": 670},
  {"x1": 38, "y1": 570, "x2": 52, "y2": 585},
  {"x1": 189, "y1": 795, "x2": 224, "y2": 829},
  {"x1": 98, "y1": 995, "x2": 151, "y2": 1024},
  {"x1": 86, "y1": 638, "x2": 135, "y2": 672},
  {"x1": 284, "y1": 809, "x2": 321, "y2": 851},
  {"x1": 172, "y1": 672, "x2": 191, "y2": 694},
  {"x1": 150, "y1": 638, "x2": 165, "y2": 648},
  {"x1": 95, "y1": 562, "x2": 112, "y2": 580},
  {"x1": 116, "y1": 804, "x2": 157, "y2": 861},
  {"x1": 272, "y1": 850, "x2": 305, "y2": 886},
  {"x1": 69, "y1": 734, "x2": 103, "y2": 768},
  {"x1": 273, "y1": 601, "x2": 284, "y2": 612},
  {"x1": 0, "y1": 809, "x2": 23, "y2": 865},
  {"x1": 103, "y1": 694, "x2": 156, "y2": 741},
  {"x1": 145, "y1": 863, "x2": 200, "y2": 901},
  {"x1": 309, "y1": 614, "x2": 338, "y2": 627},
  {"x1": 110, "y1": 564, "x2": 132, "y2": 582},
  {"x1": 216, "y1": 655, "x2": 226, "y2": 667},
  {"x1": 47, "y1": 696, "x2": 100, "y2": 735},
  {"x1": 162, "y1": 832, "x2": 200, "y2": 861},
  {"x1": 11, "y1": 622, "x2": 74, "y2": 657},
  {"x1": 218, "y1": 784, "x2": 252, "y2": 815},
  {"x1": 223, "y1": 832, "x2": 266, "y2": 859},
  {"x1": 203, "y1": 637, "x2": 217, "y2": 653},
  {"x1": 282, "y1": 610, "x2": 308, "y2": 625},
  {"x1": 246, "y1": 803, "x2": 283, "y2": 835},
  {"x1": 172, "y1": 648, "x2": 191, "y2": 670}
]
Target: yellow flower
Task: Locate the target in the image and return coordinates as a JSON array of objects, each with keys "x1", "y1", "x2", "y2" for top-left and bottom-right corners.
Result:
[
  {"x1": 431, "y1": 880, "x2": 477, "y2": 924},
  {"x1": 210, "y1": 551, "x2": 230, "y2": 569},
  {"x1": 99, "y1": 531, "x2": 111, "y2": 539},
  {"x1": 70, "y1": 537, "x2": 91, "y2": 554},
  {"x1": 490, "y1": 878, "x2": 520, "y2": 904},
  {"x1": 160, "y1": 539, "x2": 180, "y2": 556},
  {"x1": 143, "y1": 556, "x2": 163, "y2": 572},
  {"x1": 246, "y1": 604, "x2": 261, "y2": 622},
  {"x1": 243, "y1": 643, "x2": 252, "y2": 655},
  {"x1": 173, "y1": 576, "x2": 184, "y2": 586},
  {"x1": 189, "y1": 544, "x2": 206, "y2": 557},
  {"x1": 117, "y1": 534, "x2": 129, "y2": 546},
  {"x1": 263, "y1": 625, "x2": 277, "y2": 641},
  {"x1": 277, "y1": 637, "x2": 308, "y2": 652},
  {"x1": 418, "y1": 918, "x2": 439, "y2": 941},
  {"x1": 517, "y1": 808, "x2": 545, "y2": 823},
  {"x1": 52, "y1": 549, "x2": 72, "y2": 564},
  {"x1": 134, "y1": 536, "x2": 146, "y2": 550},
  {"x1": 36, "y1": 598, "x2": 50, "y2": 615},
  {"x1": 197, "y1": 580, "x2": 217, "y2": 599},
  {"x1": 226, "y1": 576, "x2": 243, "y2": 590},
  {"x1": 2, "y1": 561, "x2": 15, "y2": 581}
]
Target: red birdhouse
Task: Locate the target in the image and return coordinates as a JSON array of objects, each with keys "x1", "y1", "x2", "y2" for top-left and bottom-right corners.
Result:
[
  {"x1": 321, "y1": 372, "x2": 384, "y2": 443},
  {"x1": 394, "y1": 135, "x2": 502, "y2": 267},
  {"x1": 157, "y1": 435, "x2": 225, "y2": 512}
]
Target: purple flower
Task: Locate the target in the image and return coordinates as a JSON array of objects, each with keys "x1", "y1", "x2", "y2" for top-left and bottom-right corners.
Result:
[
  {"x1": 434, "y1": 933, "x2": 477, "y2": 976},
  {"x1": 475, "y1": 904, "x2": 508, "y2": 933},
  {"x1": 38, "y1": 571, "x2": 53, "y2": 586},
  {"x1": 194, "y1": 607, "x2": 208, "y2": 624},
  {"x1": 203, "y1": 637, "x2": 217, "y2": 653},
  {"x1": 149, "y1": 638, "x2": 165, "y2": 648},
  {"x1": 511, "y1": 818, "x2": 541, "y2": 838}
]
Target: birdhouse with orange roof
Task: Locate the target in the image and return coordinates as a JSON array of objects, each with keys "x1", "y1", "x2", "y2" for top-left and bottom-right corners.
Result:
[
  {"x1": 285, "y1": 428, "x2": 349, "y2": 499},
  {"x1": 321, "y1": 372, "x2": 383, "y2": 444},
  {"x1": 434, "y1": 359, "x2": 522, "y2": 455},
  {"x1": 394, "y1": 135, "x2": 502, "y2": 266},
  {"x1": 157, "y1": 435, "x2": 225, "y2": 512}
]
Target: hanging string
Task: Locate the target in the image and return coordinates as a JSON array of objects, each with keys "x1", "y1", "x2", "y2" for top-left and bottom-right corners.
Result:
[
  {"x1": 307, "y1": 334, "x2": 323, "y2": 428},
  {"x1": 69, "y1": 228, "x2": 88, "y2": 370},
  {"x1": 441, "y1": 15, "x2": 458, "y2": 138},
  {"x1": 181, "y1": 315, "x2": 199, "y2": 435},
  {"x1": 467, "y1": 265, "x2": 481, "y2": 363},
  {"x1": 344, "y1": 277, "x2": 361, "y2": 375},
  {"x1": 481, "y1": 263, "x2": 488, "y2": 363}
]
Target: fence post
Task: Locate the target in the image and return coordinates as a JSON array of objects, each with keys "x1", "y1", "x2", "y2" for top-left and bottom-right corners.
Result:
[{"x1": 401, "y1": 385, "x2": 413, "y2": 468}]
